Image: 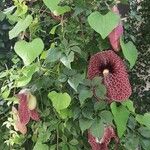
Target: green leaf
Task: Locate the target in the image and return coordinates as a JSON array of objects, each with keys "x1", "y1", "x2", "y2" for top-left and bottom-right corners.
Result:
[
  {"x1": 46, "y1": 48, "x2": 62, "y2": 63},
  {"x1": 48, "y1": 91, "x2": 71, "y2": 112},
  {"x1": 69, "y1": 139, "x2": 79, "y2": 145},
  {"x1": 95, "y1": 84, "x2": 106, "y2": 99},
  {"x1": 88, "y1": 11, "x2": 120, "y2": 39},
  {"x1": 111, "y1": 102, "x2": 130, "y2": 138},
  {"x1": 100, "y1": 110, "x2": 113, "y2": 124},
  {"x1": 79, "y1": 118, "x2": 93, "y2": 133},
  {"x1": 68, "y1": 73, "x2": 85, "y2": 92},
  {"x1": 136, "y1": 113, "x2": 150, "y2": 129},
  {"x1": 94, "y1": 101, "x2": 106, "y2": 111},
  {"x1": 43, "y1": 0, "x2": 71, "y2": 16},
  {"x1": 60, "y1": 52, "x2": 74, "y2": 69},
  {"x1": 9, "y1": 15, "x2": 33, "y2": 39},
  {"x1": 138, "y1": 127, "x2": 150, "y2": 138},
  {"x1": 120, "y1": 39, "x2": 138, "y2": 69},
  {"x1": 90, "y1": 118, "x2": 104, "y2": 138},
  {"x1": 14, "y1": 38, "x2": 44, "y2": 66},
  {"x1": 122, "y1": 100, "x2": 135, "y2": 113},
  {"x1": 79, "y1": 88, "x2": 93, "y2": 105},
  {"x1": 33, "y1": 142, "x2": 49, "y2": 150},
  {"x1": 16, "y1": 64, "x2": 37, "y2": 87},
  {"x1": 91, "y1": 76, "x2": 102, "y2": 87},
  {"x1": 141, "y1": 138, "x2": 150, "y2": 150}
]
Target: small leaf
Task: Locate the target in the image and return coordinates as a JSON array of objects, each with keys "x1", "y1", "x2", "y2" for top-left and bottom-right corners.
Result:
[
  {"x1": 9, "y1": 15, "x2": 33, "y2": 39},
  {"x1": 14, "y1": 38, "x2": 44, "y2": 66},
  {"x1": 122, "y1": 100, "x2": 135, "y2": 113},
  {"x1": 48, "y1": 91, "x2": 71, "y2": 112},
  {"x1": 33, "y1": 142, "x2": 49, "y2": 150},
  {"x1": 138, "y1": 127, "x2": 150, "y2": 138},
  {"x1": 136, "y1": 113, "x2": 150, "y2": 129},
  {"x1": 79, "y1": 118, "x2": 93, "y2": 133},
  {"x1": 43, "y1": 0, "x2": 71, "y2": 16},
  {"x1": 111, "y1": 102, "x2": 130, "y2": 138},
  {"x1": 100, "y1": 110, "x2": 113, "y2": 124},
  {"x1": 16, "y1": 64, "x2": 37, "y2": 87},
  {"x1": 88, "y1": 11, "x2": 120, "y2": 39},
  {"x1": 79, "y1": 88, "x2": 93, "y2": 105},
  {"x1": 95, "y1": 84, "x2": 106, "y2": 99},
  {"x1": 60, "y1": 52, "x2": 74, "y2": 69},
  {"x1": 90, "y1": 118, "x2": 104, "y2": 138},
  {"x1": 68, "y1": 73, "x2": 85, "y2": 92},
  {"x1": 120, "y1": 39, "x2": 138, "y2": 69},
  {"x1": 45, "y1": 48, "x2": 62, "y2": 63}
]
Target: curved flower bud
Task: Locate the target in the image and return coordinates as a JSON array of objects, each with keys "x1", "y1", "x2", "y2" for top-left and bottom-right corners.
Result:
[
  {"x1": 17, "y1": 93, "x2": 30, "y2": 125},
  {"x1": 109, "y1": 6, "x2": 123, "y2": 52},
  {"x1": 87, "y1": 50, "x2": 132, "y2": 102},
  {"x1": 17, "y1": 89, "x2": 40, "y2": 125}
]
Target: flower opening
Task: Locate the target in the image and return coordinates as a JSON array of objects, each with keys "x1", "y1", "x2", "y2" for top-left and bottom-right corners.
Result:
[{"x1": 87, "y1": 50, "x2": 132, "y2": 102}]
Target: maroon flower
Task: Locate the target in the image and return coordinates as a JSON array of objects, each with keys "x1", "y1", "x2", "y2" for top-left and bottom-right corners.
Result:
[
  {"x1": 109, "y1": 6, "x2": 123, "y2": 52},
  {"x1": 17, "y1": 89, "x2": 40, "y2": 125},
  {"x1": 88, "y1": 126, "x2": 119, "y2": 150},
  {"x1": 87, "y1": 50, "x2": 132, "y2": 102}
]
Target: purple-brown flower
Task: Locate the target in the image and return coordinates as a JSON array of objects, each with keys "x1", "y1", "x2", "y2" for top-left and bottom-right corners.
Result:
[
  {"x1": 88, "y1": 126, "x2": 119, "y2": 150},
  {"x1": 87, "y1": 50, "x2": 132, "y2": 102},
  {"x1": 17, "y1": 89, "x2": 40, "y2": 125}
]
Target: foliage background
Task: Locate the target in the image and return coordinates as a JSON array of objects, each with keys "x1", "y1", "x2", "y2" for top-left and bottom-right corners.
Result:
[{"x1": 0, "y1": 0, "x2": 150, "y2": 150}]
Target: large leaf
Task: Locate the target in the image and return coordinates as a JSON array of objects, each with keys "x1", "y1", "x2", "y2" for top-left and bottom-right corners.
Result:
[
  {"x1": 48, "y1": 91, "x2": 71, "y2": 112},
  {"x1": 9, "y1": 15, "x2": 33, "y2": 39},
  {"x1": 136, "y1": 113, "x2": 150, "y2": 129},
  {"x1": 88, "y1": 11, "x2": 120, "y2": 39},
  {"x1": 14, "y1": 38, "x2": 44, "y2": 66},
  {"x1": 43, "y1": 0, "x2": 71, "y2": 16},
  {"x1": 111, "y1": 102, "x2": 130, "y2": 138},
  {"x1": 120, "y1": 39, "x2": 138, "y2": 69}
]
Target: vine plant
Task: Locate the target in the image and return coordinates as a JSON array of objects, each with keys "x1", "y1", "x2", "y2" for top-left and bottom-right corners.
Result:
[{"x1": 0, "y1": 0, "x2": 150, "y2": 150}]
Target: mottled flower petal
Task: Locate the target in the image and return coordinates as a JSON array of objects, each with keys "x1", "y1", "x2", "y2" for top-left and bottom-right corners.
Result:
[
  {"x1": 15, "y1": 120, "x2": 27, "y2": 135},
  {"x1": 18, "y1": 94, "x2": 30, "y2": 125},
  {"x1": 109, "y1": 24, "x2": 123, "y2": 51},
  {"x1": 12, "y1": 107, "x2": 27, "y2": 134},
  {"x1": 87, "y1": 50, "x2": 132, "y2": 102},
  {"x1": 30, "y1": 109, "x2": 40, "y2": 121}
]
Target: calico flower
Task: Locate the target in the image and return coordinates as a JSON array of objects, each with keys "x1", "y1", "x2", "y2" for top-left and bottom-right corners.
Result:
[
  {"x1": 108, "y1": 6, "x2": 123, "y2": 52},
  {"x1": 17, "y1": 89, "x2": 40, "y2": 125},
  {"x1": 87, "y1": 50, "x2": 132, "y2": 102},
  {"x1": 88, "y1": 126, "x2": 119, "y2": 150}
]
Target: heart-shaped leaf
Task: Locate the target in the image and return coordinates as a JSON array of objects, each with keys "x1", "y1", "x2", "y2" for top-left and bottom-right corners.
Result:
[
  {"x1": 48, "y1": 91, "x2": 71, "y2": 112},
  {"x1": 14, "y1": 38, "x2": 44, "y2": 66},
  {"x1": 111, "y1": 102, "x2": 130, "y2": 138},
  {"x1": 88, "y1": 11, "x2": 120, "y2": 39},
  {"x1": 120, "y1": 39, "x2": 138, "y2": 69}
]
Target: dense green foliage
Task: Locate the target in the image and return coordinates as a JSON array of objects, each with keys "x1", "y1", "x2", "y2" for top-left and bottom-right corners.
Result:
[{"x1": 0, "y1": 0, "x2": 150, "y2": 150}]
